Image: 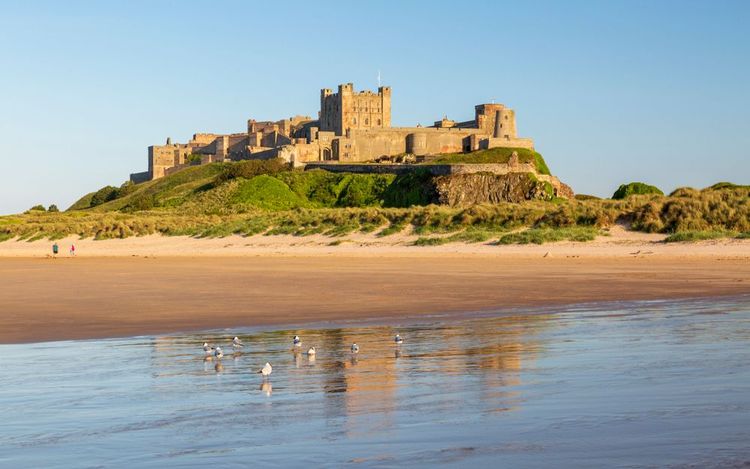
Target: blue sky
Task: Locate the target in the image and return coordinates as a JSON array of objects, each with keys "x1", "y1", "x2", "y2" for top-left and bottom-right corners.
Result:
[{"x1": 0, "y1": 0, "x2": 748, "y2": 214}]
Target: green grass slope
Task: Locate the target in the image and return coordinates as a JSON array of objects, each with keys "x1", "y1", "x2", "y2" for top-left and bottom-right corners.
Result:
[{"x1": 426, "y1": 147, "x2": 551, "y2": 175}]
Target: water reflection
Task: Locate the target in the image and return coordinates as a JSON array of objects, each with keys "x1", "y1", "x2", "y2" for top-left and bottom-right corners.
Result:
[{"x1": 3, "y1": 296, "x2": 750, "y2": 467}]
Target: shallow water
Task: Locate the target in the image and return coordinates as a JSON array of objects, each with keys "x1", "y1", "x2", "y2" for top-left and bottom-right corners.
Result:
[{"x1": 2, "y1": 296, "x2": 750, "y2": 468}]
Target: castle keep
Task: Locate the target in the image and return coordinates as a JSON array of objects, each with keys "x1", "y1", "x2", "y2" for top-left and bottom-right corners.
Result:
[{"x1": 130, "y1": 83, "x2": 535, "y2": 182}]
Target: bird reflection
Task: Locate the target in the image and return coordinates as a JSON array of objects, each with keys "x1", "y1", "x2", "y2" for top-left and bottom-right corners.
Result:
[
  {"x1": 214, "y1": 362, "x2": 224, "y2": 373},
  {"x1": 394, "y1": 349, "x2": 402, "y2": 359},
  {"x1": 260, "y1": 382, "x2": 272, "y2": 396}
]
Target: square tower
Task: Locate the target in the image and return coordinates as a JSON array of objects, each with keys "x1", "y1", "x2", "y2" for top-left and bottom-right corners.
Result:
[{"x1": 320, "y1": 83, "x2": 391, "y2": 136}]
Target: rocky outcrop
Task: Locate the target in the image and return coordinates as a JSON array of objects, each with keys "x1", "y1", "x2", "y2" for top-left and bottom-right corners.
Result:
[
  {"x1": 556, "y1": 182, "x2": 575, "y2": 199},
  {"x1": 433, "y1": 172, "x2": 559, "y2": 206}
]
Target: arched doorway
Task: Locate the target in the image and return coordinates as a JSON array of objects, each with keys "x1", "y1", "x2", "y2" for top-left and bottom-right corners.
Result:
[{"x1": 322, "y1": 148, "x2": 332, "y2": 161}]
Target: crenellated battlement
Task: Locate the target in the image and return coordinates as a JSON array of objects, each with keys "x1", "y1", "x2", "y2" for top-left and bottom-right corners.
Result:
[{"x1": 131, "y1": 83, "x2": 534, "y2": 182}]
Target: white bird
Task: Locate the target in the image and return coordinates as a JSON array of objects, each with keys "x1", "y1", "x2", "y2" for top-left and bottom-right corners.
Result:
[
  {"x1": 232, "y1": 337, "x2": 243, "y2": 348},
  {"x1": 214, "y1": 346, "x2": 224, "y2": 359},
  {"x1": 203, "y1": 342, "x2": 214, "y2": 356},
  {"x1": 307, "y1": 346, "x2": 316, "y2": 356},
  {"x1": 351, "y1": 343, "x2": 359, "y2": 354},
  {"x1": 395, "y1": 334, "x2": 404, "y2": 344},
  {"x1": 258, "y1": 362, "x2": 273, "y2": 377},
  {"x1": 293, "y1": 335, "x2": 301, "y2": 347}
]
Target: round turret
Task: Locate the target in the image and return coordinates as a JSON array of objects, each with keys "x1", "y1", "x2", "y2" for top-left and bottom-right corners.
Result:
[{"x1": 406, "y1": 133, "x2": 428, "y2": 156}]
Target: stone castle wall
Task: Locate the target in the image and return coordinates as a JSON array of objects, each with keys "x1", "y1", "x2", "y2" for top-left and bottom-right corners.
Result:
[{"x1": 132, "y1": 83, "x2": 538, "y2": 182}]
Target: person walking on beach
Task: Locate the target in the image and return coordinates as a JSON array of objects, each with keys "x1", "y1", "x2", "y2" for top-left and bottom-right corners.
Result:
[
  {"x1": 52, "y1": 243, "x2": 58, "y2": 257},
  {"x1": 70, "y1": 244, "x2": 76, "y2": 256}
]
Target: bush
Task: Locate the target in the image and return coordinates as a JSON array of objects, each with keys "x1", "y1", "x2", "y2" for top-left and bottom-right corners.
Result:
[
  {"x1": 90, "y1": 186, "x2": 120, "y2": 207},
  {"x1": 218, "y1": 159, "x2": 289, "y2": 182},
  {"x1": 336, "y1": 174, "x2": 394, "y2": 207},
  {"x1": 118, "y1": 181, "x2": 137, "y2": 198},
  {"x1": 669, "y1": 187, "x2": 700, "y2": 198},
  {"x1": 47, "y1": 204, "x2": 59, "y2": 212},
  {"x1": 612, "y1": 182, "x2": 664, "y2": 200},
  {"x1": 664, "y1": 230, "x2": 734, "y2": 242},
  {"x1": 28, "y1": 205, "x2": 46, "y2": 212},
  {"x1": 382, "y1": 170, "x2": 437, "y2": 207},
  {"x1": 124, "y1": 195, "x2": 156, "y2": 212},
  {"x1": 413, "y1": 236, "x2": 448, "y2": 246},
  {"x1": 707, "y1": 182, "x2": 750, "y2": 191},
  {"x1": 497, "y1": 227, "x2": 599, "y2": 245},
  {"x1": 276, "y1": 170, "x2": 343, "y2": 207}
]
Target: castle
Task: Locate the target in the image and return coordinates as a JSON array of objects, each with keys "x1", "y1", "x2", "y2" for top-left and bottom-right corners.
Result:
[{"x1": 130, "y1": 83, "x2": 536, "y2": 182}]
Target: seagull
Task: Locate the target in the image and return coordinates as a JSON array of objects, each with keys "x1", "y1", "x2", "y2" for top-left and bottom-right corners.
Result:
[
  {"x1": 395, "y1": 334, "x2": 404, "y2": 344},
  {"x1": 351, "y1": 343, "x2": 359, "y2": 354},
  {"x1": 214, "y1": 346, "x2": 224, "y2": 359},
  {"x1": 293, "y1": 335, "x2": 301, "y2": 347},
  {"x1": 258, "y1": 362, "x2": 273, "y2": 377},
  {"x1": 307, "y1": 346, "x2": 316, "y2": 356},
  {"x1": 232, "y1": 337, "x2": 243, "y2": 348},
  {"x1": 203, "y1": 342, "x2": 214, "y2": 356}
]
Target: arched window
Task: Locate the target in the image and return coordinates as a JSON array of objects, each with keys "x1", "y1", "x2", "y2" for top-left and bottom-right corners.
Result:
[
  {"x1": 377, "y1": 119, "x2": 381, "y2": 126},
  {"x1": 365, "y1": 118, "x2": 369, "y2": 125},
  {"x1": 353, "y1": 117, "x2": 357, "y2": 125}
]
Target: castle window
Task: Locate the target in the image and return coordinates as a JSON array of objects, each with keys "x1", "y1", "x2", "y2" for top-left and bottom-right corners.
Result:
[
  {"x1": 365, "y1": 118, "x2": 369, "y2": 125},
  {"x1": 377, "y1": 119, "x2": 381, "y2": 125},
  {"x1": 353, "y1": 118, "x2": 357, "y2": 124}
]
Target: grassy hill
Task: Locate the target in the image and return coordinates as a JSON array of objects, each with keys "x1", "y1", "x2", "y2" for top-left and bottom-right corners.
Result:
[
  {"x1": 5, "y1": 154, "x2": 748, "y2": 244},
  {"x1": 69, "y1": 148, "x2": 555, "y2": 214}
]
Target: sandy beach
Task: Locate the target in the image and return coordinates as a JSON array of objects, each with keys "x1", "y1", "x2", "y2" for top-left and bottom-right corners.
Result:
[{"x1": 1, "y1": 229, "x2": 748, "y2": 344}]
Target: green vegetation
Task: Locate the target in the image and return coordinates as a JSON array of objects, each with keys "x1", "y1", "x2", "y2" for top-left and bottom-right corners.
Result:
[
  {"x1": 47, "y1": 204, "x2": 59, "y2": 213},
  {"x1": 664, "y1": 230, "x2": 735, "y2": 243},
  {"x1": 574, "y1": 194, "x2": 601, "y2": 201},
  {"x1": 496, "y1": 227, "x2": 600, "y2": 245},
  {"x1": 413, "y1": 229, "x2": 497, "y2": 246},
  {"x1": 231, "y1": 175, "x2": 306, "y2": 211},
  {"x1": 276, "y1": 170, "x2": 396, "y2": 208},
  {"x1": 27, "y1": 205, "x2": 46, "y2": 212},
  {"x1": 427, "y1": 147, "x2": 551, "y2": 175},
  {"x1": 218, "y1": 159, "x2": 288, "y2": 183},
  {"x1": 709, "y1": 182, "x2": 750, "y2": 190},
  {"x1": 381, "y1": 170, "x2": 436, "y2": 207},
  {"x1": 612, "y1": 182, "x2": 664, "y2": 199},
  {"x1": 2, "y1": 158, "x2": 747, "y2": 245}
]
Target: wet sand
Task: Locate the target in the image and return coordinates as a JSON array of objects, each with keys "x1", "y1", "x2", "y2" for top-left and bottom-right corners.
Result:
[
  {"x1": 4, "y1": 297, "x2": 750, "y2": 466},
  {"x1": 1, "y1": 255, "x2": 748, "y2": 343}
]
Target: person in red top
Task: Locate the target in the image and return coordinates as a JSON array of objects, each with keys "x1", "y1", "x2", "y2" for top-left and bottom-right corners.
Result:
[{"x1": 70, "y1": 244, "x2": 76, "y2": 256}]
